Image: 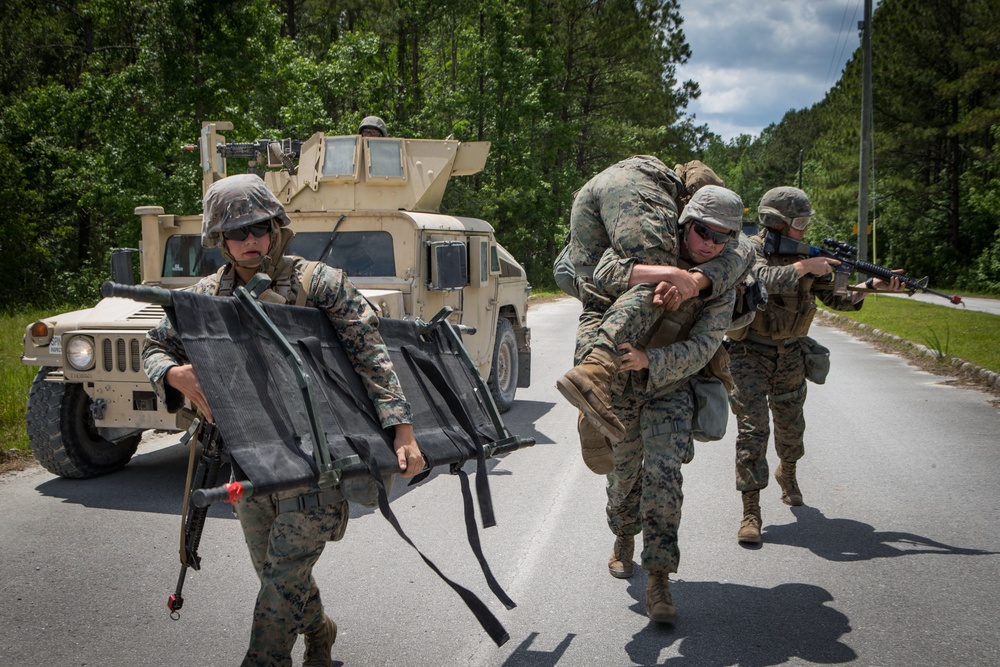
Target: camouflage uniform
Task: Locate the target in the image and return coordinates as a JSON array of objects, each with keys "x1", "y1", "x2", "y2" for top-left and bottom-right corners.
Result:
[
  {"x1": 143, "y1": 256, "x2": 411, "y2": 667},
  {"x1": 605, "y1": 266, "x2": 736, "y2": 573},
  {"x1": 728, "y1": 232, "x2": 860, "y2": 493},
  {"x1": 567, "y1": 155, "x2": 751, "y2": 364}
]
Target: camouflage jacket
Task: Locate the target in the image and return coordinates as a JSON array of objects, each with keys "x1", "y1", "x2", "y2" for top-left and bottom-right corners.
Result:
[
  {"x1": 745, "y1": 232, "x2": 861, "y2": 341},
  {"x1": 142, "y1": 257, "x2": 413, "y2": 429}
]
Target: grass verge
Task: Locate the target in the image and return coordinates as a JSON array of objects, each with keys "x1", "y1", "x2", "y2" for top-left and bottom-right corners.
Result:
[
  {"x1": 1, "y1": 307, "x2": 73, "y2": 460},
  {"x1": 820, "y1": 295, "x2": 1000, "y2": 373}
]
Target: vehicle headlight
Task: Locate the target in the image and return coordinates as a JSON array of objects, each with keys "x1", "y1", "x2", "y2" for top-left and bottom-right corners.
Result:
[
  {"x1": 66, "y1": 336, "x2": 95, "y2": 371},
  {"x1": 29, "y1": 320, "x2": 53, "y2": 346}
]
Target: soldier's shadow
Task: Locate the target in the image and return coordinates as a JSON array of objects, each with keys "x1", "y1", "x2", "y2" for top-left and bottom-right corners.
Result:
[
  {"x1": 762, "y1": 505, "x2": 998, "y2": 561},
  {"x1": 623, "y1": 577, "x2": 856, "y2": 666}
]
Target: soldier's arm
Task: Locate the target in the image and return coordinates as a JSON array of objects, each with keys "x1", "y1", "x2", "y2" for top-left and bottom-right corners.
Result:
[
  {"x1": 690, "y1": 233, "x2": 755, "y2": 298},
  {"x1": 141, "y1": 279, "x2": 218, "y2": 414},
  {"x1": 310, "y1": 264, "x2": 413, "y2": 428},
  {"x1": 640, "y1": 289, "x2": 737, "y2": 392}
]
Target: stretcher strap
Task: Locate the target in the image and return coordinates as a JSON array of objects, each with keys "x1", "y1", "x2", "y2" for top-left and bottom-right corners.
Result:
[
  {"x1": 456, "y1": 469, "x2": 516, "y2": 610},
  {"x1": 351, "y1": 433, "x2": 510, "y2": 647},
  {"x1": 400, "y1": 344, "x2": 497, "y2": 528}
]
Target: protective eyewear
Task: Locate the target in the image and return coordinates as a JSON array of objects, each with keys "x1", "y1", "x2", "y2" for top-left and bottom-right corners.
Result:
[
  {"x1": 691, "y1": 221, "x2": 736, "y2": 245},
  {"x1": 223, "y1": 221, "x2": 272, "y2": 242},
  {"x1": 759, "y1": 206, "x2": 811, "y2": 230}
]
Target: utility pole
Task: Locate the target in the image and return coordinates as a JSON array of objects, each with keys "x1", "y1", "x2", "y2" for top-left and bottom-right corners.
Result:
[
  {"x1": 798, "y1": 149, "x2": 804, "y2": 189},
  {"x1": 857, "y1": 0, "x2": 873, "y2": 262}
]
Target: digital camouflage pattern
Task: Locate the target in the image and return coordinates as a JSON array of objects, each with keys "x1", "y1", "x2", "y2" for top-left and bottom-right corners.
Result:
[
  {"x1": 605, "y1": 377, "x2": 695, "y2": 574},
  {"x1": 236, "y1": 493, "x2": 350, "y2": 667},
  {"x1": 600, "y1": 261, "x2": 735, "y2": 574},
  {"x1": 729, "y1": 231, "x2": 862, "y2": 493},
  {"x1": 567, "y1": 155, "x2": 752, "y2": 365},
  {"x1": 729, "y1": 339, "x2": 807, "y2": 492},
  {"x1": 142, "y1": 254, "x2": 411, "y2": 666},
  {"x1": 142, "y1": 256, "x2": 412, "y2": 428}
]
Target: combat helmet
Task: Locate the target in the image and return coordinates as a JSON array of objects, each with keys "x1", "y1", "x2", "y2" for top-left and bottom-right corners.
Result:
[
  {"x1": 678, "y1": 185, "x2": 744, "y2": 234},
  {"x1": 201, "y1": 174, "x2": 291, "y2": 249},
  {"x1": 758, "y1": 186, "x2": 814, "y2": 230},
  {"x1": 358, "y1": 116, "x2": 387, "y2": 137}
]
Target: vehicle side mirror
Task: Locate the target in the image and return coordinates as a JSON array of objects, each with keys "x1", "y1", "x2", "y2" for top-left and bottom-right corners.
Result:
[{"x1": 427, "y1": 241, "x2": 468, "y2": 290}]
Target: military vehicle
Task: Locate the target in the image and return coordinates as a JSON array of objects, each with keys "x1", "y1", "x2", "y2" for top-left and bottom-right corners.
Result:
[{"x1": 22, "y1": 121, "x2": 532, "y2": 479}]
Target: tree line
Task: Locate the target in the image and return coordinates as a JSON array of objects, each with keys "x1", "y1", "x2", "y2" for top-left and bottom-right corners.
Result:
[{"x1": 1, "y1": 0, "x2": 997, "y2": 313}]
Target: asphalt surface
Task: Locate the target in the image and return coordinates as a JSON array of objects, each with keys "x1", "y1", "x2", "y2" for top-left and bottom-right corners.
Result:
[{"x1": 2, "y1": 297, "x2": 998, "y2": 666}]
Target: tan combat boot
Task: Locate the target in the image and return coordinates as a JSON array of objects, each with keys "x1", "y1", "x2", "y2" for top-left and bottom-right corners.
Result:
[
  {"x1": 578, "y1": 412, "x2": 614, "y2": 474},
  {"x1": 738, "y1": 490, "x2": 762, "y2": 544},
  {"x1": 608, "y1": 534, "x2": 635, "y2": 579},
  {"x1": 303, "y1": 613, "x2": 337, "y2": 667},
  {"x1": 645, "y1": 572, "x2": 678, "y2": 624},
  {"x1": 775, "y1": 460, "x2": 803, "y2": 506},
  {"x1": 556, "y1": 347, "x2": 626, "y2": 443}
]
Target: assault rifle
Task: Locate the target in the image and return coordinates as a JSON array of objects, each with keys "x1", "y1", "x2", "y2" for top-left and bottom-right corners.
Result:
[
  {"x1": 762, "y1": 230, "x2": 963, "y2": 306},
  {"x1": 168, "y1": 417, "x2": 223, "y2": 618}
]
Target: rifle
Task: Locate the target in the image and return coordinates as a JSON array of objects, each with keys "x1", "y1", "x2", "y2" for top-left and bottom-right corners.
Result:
[
  {"x1": 762, "y1": 230, "x2": 963, "y2": 306},
  {"x1": 168, "y1": 417, "x2": 223, "y2": 619}
]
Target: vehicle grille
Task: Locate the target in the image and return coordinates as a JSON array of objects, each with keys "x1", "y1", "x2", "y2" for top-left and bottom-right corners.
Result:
[{"x1": 102, "y1": 335, "x2": 144, "y2": 374}]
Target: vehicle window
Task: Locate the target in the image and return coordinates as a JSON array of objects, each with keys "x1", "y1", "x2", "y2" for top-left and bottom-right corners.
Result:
[
  {"x1": 162, "y1": 235, "x2": 224, "y2": 277},
  {"x1": 368, "y1": 138, "x2": 404, "y2": 178},
  {"x1": 323, "y1": 137, "x2": 358, "y2": 177},
  {"x1": 288, "y1": 231, "x2": 396, "y2": 277}
]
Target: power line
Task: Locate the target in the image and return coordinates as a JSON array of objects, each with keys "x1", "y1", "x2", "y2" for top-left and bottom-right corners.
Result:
[{"x1": 826, "y1": 0, "x2": 863, "y2": 91}]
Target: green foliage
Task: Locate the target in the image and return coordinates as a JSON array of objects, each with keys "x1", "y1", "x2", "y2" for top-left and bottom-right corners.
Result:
[
  {"x1": 1, "y1": 307, "x2": 69, "y2": 453},
  {"x1": 0, "y1": 0, "x2": 704, "y2": 301}
]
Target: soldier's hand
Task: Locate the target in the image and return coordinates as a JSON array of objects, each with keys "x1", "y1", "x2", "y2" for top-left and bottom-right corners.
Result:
[
  {"x1": 392, "y1": 423, "x2": 425, "y2": 478},
  {"x1": 874, "y1": 269, "x2": 905, "y2": 292},
  {"x1": 165, "y1": 364, "x2": 213, "y2": 422},
  {"x1": 618, "y1": 343, "x2": 649, "y2": 371},
  {"x1": 796, "y1": 256, "x2": 840, "y2": 277},
  {"x1": 655, "y1": 266, "x2": 701, "y2": 301},
  {"x1": 653, "y1": 284, "x2": 684, "y2": 311}
]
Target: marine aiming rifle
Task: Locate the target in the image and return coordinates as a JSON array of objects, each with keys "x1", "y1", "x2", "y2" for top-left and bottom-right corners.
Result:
[{"x1": 762, "y1": 229, "x2": 963, "y2": 306}]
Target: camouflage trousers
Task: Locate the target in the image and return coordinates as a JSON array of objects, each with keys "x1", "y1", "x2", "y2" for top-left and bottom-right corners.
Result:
[
  {"x1": 574, "y1": 282, "x2": 664, "y2": 365},
  {"x1": 236, "y1": 492, "x2": 349, "y2": 667},
  {"x1": 605, "y1": 387, "x2": 695, "y2": 574},
  {"x1": 728, "y1": 339, "x2": 807, "y2": 493}
]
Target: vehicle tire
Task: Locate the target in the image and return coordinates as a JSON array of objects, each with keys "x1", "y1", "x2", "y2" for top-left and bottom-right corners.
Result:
[
  {"x1": 488, "y1": 318, "x2": 518, "y2": 413},
  {"x1": 26, "y1": 367, "x2": 141, "y2": 479}
]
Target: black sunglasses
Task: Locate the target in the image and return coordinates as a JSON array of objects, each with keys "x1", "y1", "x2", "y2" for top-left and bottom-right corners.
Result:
[
  {"x1": 691, "y1": 220, "x2": 735, "y2": 245},
  {"x1": 223, "y1": 221, "x2": 272, "y2": 242}
]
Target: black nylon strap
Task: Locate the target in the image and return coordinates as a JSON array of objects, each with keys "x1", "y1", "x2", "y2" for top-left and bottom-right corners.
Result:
[
  {"x1": 351, "y1": 433, "x2": 510, "y2": 646},
  {"x1": 457, "y1": 469, "x2": 517, "y2": 610},
  {"x1": 401, "y1": 344, "x2": 497, "y2": 528}
]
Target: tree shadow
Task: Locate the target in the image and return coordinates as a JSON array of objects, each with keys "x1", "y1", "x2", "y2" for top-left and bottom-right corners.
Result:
[
  {"x1": 763, "y1": 505, "x2": 998, "y2": 561},
  {"x1": 624, "y1": 577, "x2": 856, "y2": 666}
]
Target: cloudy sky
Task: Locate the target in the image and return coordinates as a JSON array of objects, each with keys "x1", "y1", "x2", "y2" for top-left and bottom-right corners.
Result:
[{"x1": 676, "y1": 0, "x2": 877, "y2": 141}]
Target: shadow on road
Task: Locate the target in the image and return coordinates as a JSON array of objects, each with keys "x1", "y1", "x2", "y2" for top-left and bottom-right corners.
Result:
[
  {"x1": 33, "y1": 439, "x2": 218, "y2": 517},
  {"x1": 624, "y1": 577, "x2": 856, "y2": 666},
  {"x1": 501, "y1": 631, "x2": 576, "y2": 666},
  {"x1": 763, "y1": 505, "x2": 998, "y2": 561},
  {"x1": 503, "y1": 399, "x2": 559, "y2": 446}
]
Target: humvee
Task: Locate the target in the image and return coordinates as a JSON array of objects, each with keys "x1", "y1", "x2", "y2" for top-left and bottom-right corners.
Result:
[{"x1": 22, "y1": 121, "x2": 532, "y2": 479}]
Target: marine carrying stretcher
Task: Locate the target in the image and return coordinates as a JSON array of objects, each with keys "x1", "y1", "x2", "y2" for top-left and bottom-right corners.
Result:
[{"x1": 102, "y1": 277, "x2": 534, "y2": 646}]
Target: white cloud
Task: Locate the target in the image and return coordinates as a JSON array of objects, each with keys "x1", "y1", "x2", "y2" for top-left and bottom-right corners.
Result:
[{"x1": 676, "y1": 0, "x2": 875, "y2": 141}]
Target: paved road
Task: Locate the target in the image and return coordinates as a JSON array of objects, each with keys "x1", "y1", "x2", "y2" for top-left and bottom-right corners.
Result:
[
  {"x1": 877, "y1": 291, "x2": 1000, "y2": 315},
  {"x1": 2, "y1": 297, "x2": 999, "y2": 666}
]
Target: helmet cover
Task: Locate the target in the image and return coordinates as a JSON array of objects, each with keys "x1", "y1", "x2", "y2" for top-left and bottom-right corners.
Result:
[
  {"x1": 678, "y1": 185, "x2": 744, "y2": 233},
  {"x1": 201, "y1": 174, "x2": 290, "y2": 248}
]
